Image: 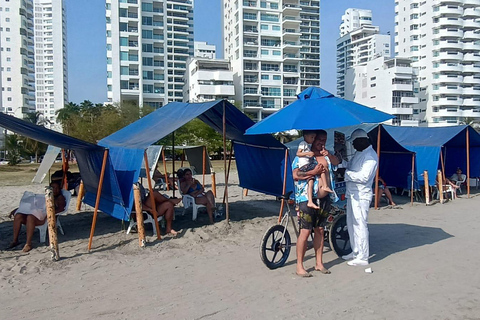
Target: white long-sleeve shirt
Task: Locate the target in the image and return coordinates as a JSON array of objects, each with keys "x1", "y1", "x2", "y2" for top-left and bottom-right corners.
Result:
[{"x1": 344, "y1": 145, "x2": 378, "y2": 201}]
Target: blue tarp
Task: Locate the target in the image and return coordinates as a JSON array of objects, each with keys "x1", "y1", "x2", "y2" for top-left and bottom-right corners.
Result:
[
  {"x1": 99, "y1": 100, "x2": 287, "y2": 220},
  {"x1": 383, "y1": 125, "x2": 480, "y2": 185},
  {"x1": 0, "y1": 113, "x2": 130, "y2": 220}
]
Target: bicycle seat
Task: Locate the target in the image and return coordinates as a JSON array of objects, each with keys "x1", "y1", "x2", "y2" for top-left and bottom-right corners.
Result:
[{"x1": 279, "y1": 191, "x2": 293, "y2": 200}]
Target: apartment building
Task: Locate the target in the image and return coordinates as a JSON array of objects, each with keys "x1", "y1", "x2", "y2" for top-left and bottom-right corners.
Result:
[
  {"x1": 223, "y1": 0, "x2": 320, "y2": 121},
  {"x1": 395, "y1": 0, "x2": 480, "y2": 126},
  {"x1": 183, "y1": 57, "x2": 235, "y2": 102},
  {"x1": 106, "y1": 0, "x2": 194, "y2": 109},
  {"x1": 194, "y1": 41, "x2": 216, "y2": 59},
  {"x1": 345, "y1": 56, "x2": 420, "y2": 126},
  {"x1": 33, "y1": 0, "x2": 68, "y2": 131},
  {"x1": 336, "y1": 8, "x2": 391, "y2": 98},
  {"x1": 0, "y1": 0, "x2": 36, "y2": 119}
]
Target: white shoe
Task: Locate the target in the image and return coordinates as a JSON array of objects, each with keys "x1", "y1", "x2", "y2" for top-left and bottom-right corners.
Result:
[
  {"x1": 341, "y1": 252, "x2": 354, "y2": 260},
  {"x1": 347, "y1": 258, "x2": 369, "y2": 266}
]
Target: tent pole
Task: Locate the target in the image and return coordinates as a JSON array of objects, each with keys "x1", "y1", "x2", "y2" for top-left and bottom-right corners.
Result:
[
  {"x1": 411, "y1": 154, "x2": 414, "y2": 206},
  {"x1": 61, "y1": 149, "x2": 68, "y2": 190},
  {"x1": 467, "y1": 128, "x2": 470, "y2": 198},
  {"x1": 162, "y1": 148, "x2": 170, "y2": 191},
  {"x1": 278, "y1": 148, "x2": 289, "y2": 223},
  {"x1": 374, "y1": 125, "x2": 381, "y2": 210},
  {"x1": 181, "y1": 149, "x2": 185, "y2": 168},
  {"x1": 223, "y1": 143, "x2": 233, "y2": 219},
  {"x1": 440, "y1": 147, "x2": 446, "y2": 183},
  {"x1": 133, "y1": 184, "x2": 146, "y2": 247},
  {"x1": 172, "y1": 132, "x2": 176, "y2": 199},
  {"x1": 222, "y1": 100, "x2": 229, "y2": 222},
  {"x1": 211, "y1": 172, "x2": 217, "y2": 197},
  {"x1": 144, "y1": 151, "x2": 161, "y2": 240},
  {"x1": 88, "y1": 149, "x2": 109, "y2": 251},
  {"x1": 202, "y1": 146, "x2": 206, "y2": 187},
  {"x1": 424, "y1": 170, "x2": 430, "y2": 205},
  {"x1": 76, "y1": 180, "x2": 85, "y2": 211}
]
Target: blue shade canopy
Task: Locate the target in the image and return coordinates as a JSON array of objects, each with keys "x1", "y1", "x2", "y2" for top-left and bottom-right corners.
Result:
[{"x1": 245, "y1": 87, "x2": 394, "y2": 135}]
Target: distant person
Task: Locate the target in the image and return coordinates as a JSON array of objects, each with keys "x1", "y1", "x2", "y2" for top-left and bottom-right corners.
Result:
[
  {"x1": 378, "y1": 176, "x2": 396, "y2": 206},
  {"x1": 179, "y1": 168, "x2": 216, "y2": 224},
  {"x1": 342, "y1": 129, "x2": 378, "y2": 266},
  {"x1": 8, "y1": 181, "x2": 66, "y2": 252},
  {"x1": 450, "y1": 168, "x2": 466, "y2": 184},
  {"x1": 297, "y1": 130, "x2": 332, "y2": 209}
]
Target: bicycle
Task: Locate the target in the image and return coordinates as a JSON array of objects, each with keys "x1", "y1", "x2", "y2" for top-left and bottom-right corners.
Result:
[{"x1": 260, "y1": 189, "x2": 351, "y2": 270}]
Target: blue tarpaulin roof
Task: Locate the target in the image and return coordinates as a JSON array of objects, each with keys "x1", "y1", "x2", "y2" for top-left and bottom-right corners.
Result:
[
  {"x1": 383, "y1": 125, "x2": 480, "y2": 185},
  {"x1": 99, "y1": 100, "x2": 287, "y2": 220}
]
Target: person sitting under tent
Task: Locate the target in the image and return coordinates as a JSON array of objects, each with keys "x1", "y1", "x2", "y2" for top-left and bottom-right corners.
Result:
[
  {"x1": 377, "y1": 176, "x2": 396, "y2": 206},
  {"x1": 450, "y1": 168, "x2": 466, "y2": 184},
  {"x1": 136, "y1": 184, "x2": 181, "y2": 236},
  {"x1": 8, "y1": 181, "x2": 66, "y2": 252},
  {"x1": 178, "y1": 168, "x2": 216, "y2": 224},
  {"x1": 152, "y1": 164, "x2": 177, "y2": 190}
]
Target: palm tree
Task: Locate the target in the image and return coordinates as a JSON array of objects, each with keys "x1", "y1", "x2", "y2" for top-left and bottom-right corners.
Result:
[
  {"x1": 22, "y1": 111, "x2": 49, "y2": 162},
  {"x1": 459, "y1": 117, "x2": 480, "y2": 132},
  {"x1": 56, "y1": 102, "x2": 80, "y2": 135}
]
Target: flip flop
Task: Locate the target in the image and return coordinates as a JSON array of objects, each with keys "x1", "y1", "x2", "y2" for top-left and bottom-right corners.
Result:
[
  {"x1": 315, "y1": 267, "x2": 331, "y2": 274},
  {"x1": 295, "y1": 272, "x2": 312, "y2": 278}
]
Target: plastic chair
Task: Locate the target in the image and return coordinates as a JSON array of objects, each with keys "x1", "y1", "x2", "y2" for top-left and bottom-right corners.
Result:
[
  {"x1": 432, "y1": 184, "x2": 455, "y2": 200},
  {"x1": 35, "y1": 189, "x2": 71, "y2": 243},
  {"x1": 126, "y1": 211, "x2": 164, "y2": 236},
  {"x1": 454, "y1": 174, "x2": 466, "y2": 194},
  {"x1": 401, "y1": 173, "x2": 423, "y2": 202},
  {"x1": 177, "y1": 169, "x2": 206, "y2": 221}
]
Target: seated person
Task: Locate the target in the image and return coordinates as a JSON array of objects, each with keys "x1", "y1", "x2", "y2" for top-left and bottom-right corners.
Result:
[
  {"x1": 152, "y1": 164, "x2": 177, "y2": 190},
  {"x1": 436, "y1": 176, "x2": 459, "y2": 200},
  {"x1": 135, "y1": 184, "x2": 181, "y2": 236},
  {"x1": 450, "y1": 168, "x2": 466, "y2": 184},
  {"x1": 178, "y1": 168, "x2": 216, "y2": 224},
  {"x1": 8, "y1": 181, "x2": 66, "y2": 252},
  {"x1": 378, "y1": 176, "x2": 396, "y2": 206}
]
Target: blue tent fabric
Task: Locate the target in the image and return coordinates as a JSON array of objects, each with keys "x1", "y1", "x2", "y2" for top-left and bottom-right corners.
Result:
[
  {"x1": 245, "y1": 87, "x2": 394, "y2": 134},
  {"x1": 99, "y1": 100, "x2": 287, "y2": 219},
  {"x1": 383, "y1": 125, "x2": 480, "y2": 185},
  {"x1": 0, "y1": 113, "x2": 130, "y2": 220}
]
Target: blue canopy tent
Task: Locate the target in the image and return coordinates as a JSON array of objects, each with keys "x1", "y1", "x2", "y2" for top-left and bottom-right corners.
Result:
[
  {"x1": 0, "y1": 113, "x2": 129, "y2": 249},
  {"x1": 99, "y1": 100, "x2": 287, "y2": 234},
  {"x1": 383, "y1": 125, "x2": 480, "y2": 196}
]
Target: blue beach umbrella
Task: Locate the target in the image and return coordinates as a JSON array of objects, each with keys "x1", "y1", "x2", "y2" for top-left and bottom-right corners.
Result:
[{"x1": 245, "y1": 87, "x2": 394, "y2": 135}]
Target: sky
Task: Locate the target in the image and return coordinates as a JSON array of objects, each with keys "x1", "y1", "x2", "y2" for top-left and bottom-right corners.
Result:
[{"x1": 65, "y1": 0, "x2": 395, "y2": 104}]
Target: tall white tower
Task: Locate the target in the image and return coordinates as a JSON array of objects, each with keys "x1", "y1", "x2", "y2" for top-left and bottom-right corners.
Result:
[
  {"x1": 106, "y1": 0, "x2": 194, "y2": 109},
  {"x1": 0, "y1": 0, "x2": 35, "y2": 119},
  {"x1": 395, "y1": 0, "x2": 480, "y2": 126},
  {"x1": 336, "y1": 8, "x2": 391, "y2": 98},
  {"x1": 33, "y1": 0, "x2": 68, "y2": 131},
  {"x1": 222, "y1": 0, "x2": 320, "y2": 121}
]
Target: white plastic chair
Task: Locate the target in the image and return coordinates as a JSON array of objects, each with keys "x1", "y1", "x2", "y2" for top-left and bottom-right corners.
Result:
[
  {"x1": 181, "y1": 193, "x2": 206, "y2": 221},
  {"x1": 35, "y1": 189, "x2": 71, "y2": 243},
  {"x1": 432, "y1": 184, "x2": 456, "y2": 200},
  {"x1": 454, "y1": 174, "x2": 466, "y2": 194},
  {"x1": 126, "y1": 211, "x2": 164, "y2": 236}
]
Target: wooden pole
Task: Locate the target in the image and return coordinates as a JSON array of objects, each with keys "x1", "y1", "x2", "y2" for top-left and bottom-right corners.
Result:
[
  {"x1": 181, "y1": 149, "x2": 185, "y2": 168},
  {"x1": 87, "y1": 149, "x2": 109, "y2": 251},
  {"x1": 467, "y1": 128, "x2": 470, "y2": 198},
  {"x1": 411, "y1": 154, "x2": 415, "y2": 206},
  {"x1": 440, "y1": 147, "x2": 446, "y2": 183},
  {"x1": 144, "y1": 151, "x2": 161, "y2": 240},
  {"x1": 61, "y1": 149, "x2": 68, "y2": 190},
  {"x1": 374, "y1": 125, "x2": 381, "y2": 210},
  {"x1": 202, "y1": 146, "x2": 206, "y2": 187},
  {"x1": 172, "y1": 132, "x2": 176, "y2": 199},
  {"x1": 133, "y1": 184, "x2": 146, "y2": 247},
  {"x1": 162, "y1": 148, "x2": 170, "y2": 191},
  {"x1": 437, "y1": 170, "x2": 445, "y2": 204},
  {"x1": 45, "y1": 186, "x2": 60, "y2": 261},
  {"x1": 424, "y1": 170, "x2": 430, "y2": 205},
  {"x1": 222, "y1": 143, "x2": 234, "y2": 212},
  {"x1": 278, "y1": 148, "x2": 289, "y2": 223},
  {"x1": 222, "y1": 100, "x2": 229, "y2": 222},
  {"x1": 76, "y1": 180, "x2": 85, "y2": 211},
  {"x1": 211, "y1": 172, "x2": 217, "y2": 197}
]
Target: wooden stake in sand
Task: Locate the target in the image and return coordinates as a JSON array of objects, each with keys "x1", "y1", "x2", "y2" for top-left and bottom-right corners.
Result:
[
  {"x1": 211, "y1": 172, "x2": 217, "y2": 197},
  {"x1": 144, "y1": 151, "x2": 161, "y2": 240},
  {"x1": 45, "y1": 186, "x2": 60, "y2": 261},
  {"x1": 76, "y1": 180, "x2": 85, "y2": 211},
  {"x1": 437, "y1": 170, "x2": 445, "y2": 204},
  {"x1": 133, "y1": 184, "x2": 146, "y2": 248},
  {"x1": 424, "y1": 170, "x2": 430, "y2": 205}
]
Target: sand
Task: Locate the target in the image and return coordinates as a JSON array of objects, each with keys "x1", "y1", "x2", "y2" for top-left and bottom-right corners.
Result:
[{"x1": 1, "y1": 172, "x2": 480, "y2": 319}]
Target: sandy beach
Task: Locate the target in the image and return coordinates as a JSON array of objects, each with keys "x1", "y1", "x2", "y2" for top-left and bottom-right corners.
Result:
[{"x1": 1, "y1": 172, "x2": 480, "y2": 319}]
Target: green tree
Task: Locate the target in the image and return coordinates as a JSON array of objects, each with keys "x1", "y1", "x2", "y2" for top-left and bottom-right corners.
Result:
[
  {"x1": 6, "y1": 134, "x2": 22, "y2": 165},
  {"x1": 21, "y1": 112, "x2": 48, "y2": 162}
]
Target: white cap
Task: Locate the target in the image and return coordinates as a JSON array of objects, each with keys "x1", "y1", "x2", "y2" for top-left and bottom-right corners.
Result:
[{"x1": 348, "y1": 129, "x2": 369, "y2": 142}]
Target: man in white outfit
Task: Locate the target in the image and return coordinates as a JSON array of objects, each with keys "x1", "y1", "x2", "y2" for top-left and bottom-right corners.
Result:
[{"x1": 342, "y1": 129, "x2": 378, "y2": 266}]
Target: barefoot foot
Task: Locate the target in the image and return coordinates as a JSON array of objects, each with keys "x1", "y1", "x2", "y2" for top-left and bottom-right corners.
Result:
[
  {"x1": 307, "y1": 202, "x2": 319, "y2": 209},
  {"x1": 22, "y1": 244, "x2": 32, "y2": 252},
  {"x1": 166, "y1": 229, "x2": 178, "y2": 237},
  {"x1": 7, "y1": 241, "x2": 19, "y2": 249}
]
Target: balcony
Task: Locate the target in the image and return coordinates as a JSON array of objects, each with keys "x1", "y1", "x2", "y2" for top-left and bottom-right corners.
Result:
[
  {"x1": 432, "y1": 28, "x2": 463, "y2": 39},
  {"x1": 432, "y1": 97, "x2": 462, "y2": 106},
  {"x1": 462, "y1": 64, "x2": 480, "y2": 73},
  {"x1": 463, "y1": 19, "x2": 480, "y2": 29},
  {"x1": 437, "y1": 63, "x2": 463, "y2": 72},
  {"x1": 463, "y1": 98, "x2": 480, "y2": 107},
  {"x1": 400, "y1": 96, "x2": 419, "y2": 104},
  {"x1": 433, "y1": 6, "x2": 463, "y2": 18},
  {"x1": 432, "y1": 74, "x2": 463, "y2": 83},
  {"x1": 463, "y1": 75, "x2": 480, "y2": 84},
  {"x1": 432, "y1": 51, "x2": 463, "y2": 61},
  {"x1": 463, "y1": 30, "x2": 480, "y2": 41},
  {"x1": 391, "y1": 107, "x2": 413, "y2": 115},
  {"x1": 462, "y1": 42, "x2": 480, "y2": 51},
  {"x1": 464, "y1": 53, "x2": 480, "y2": 62},
  {"x1": 462, "y1": 87, "x2": 480, "y2": 95},
  {"x1": 464, "y1": 8, "x2": 480, "y2": 18},
  {"x1": 436, "y1": 17, "x2": 463, "y2": 28}
]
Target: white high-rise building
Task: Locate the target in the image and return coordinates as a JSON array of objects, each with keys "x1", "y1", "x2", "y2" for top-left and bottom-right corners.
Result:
[
  {"x1": 395, "y1": 0, "x2": 480, "y2": 126},
  {"x1": 194, "y1": 41, "x2": 216, "y2": 59},
  {"x1": 336, "y1": 8, "x2": 391, "y2": 98},
  {"x1": 223, "y1": 0, "x2": 320, "y2": 121},
  {"x1": 0, "y1": 0, "x2": 35, "y2": 119},
  {"x1": 345, "y1": 57, "x2": 420, "y2": 126},
  {"x1": 33, "y1": 0, "x2": 68, "y2": 131},
  {"x1": 183, "y1": 57, "x2": 235, "y2": 102},
  {"x1": 106, "y1": 0, "x2": 194, "y2": 109}
]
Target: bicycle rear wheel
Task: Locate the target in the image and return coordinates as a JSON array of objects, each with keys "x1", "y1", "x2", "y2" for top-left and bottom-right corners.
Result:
[
  {"x1": 328, "y1": 214, "x2": 352, "y2": 257},
  {"x1": 260, "y1": 225, "x2": 291, "y2": 269}
]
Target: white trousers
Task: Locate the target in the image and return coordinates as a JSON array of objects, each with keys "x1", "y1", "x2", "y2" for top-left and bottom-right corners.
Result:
[{"x1": 346, "y1": 196, "x2": 370, "y2": 261}]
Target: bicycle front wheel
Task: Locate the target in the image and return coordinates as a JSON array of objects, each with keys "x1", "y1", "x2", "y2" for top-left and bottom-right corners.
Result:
[{"x1": 260, "y1": 224, "x2": 291, "y2": 270}]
